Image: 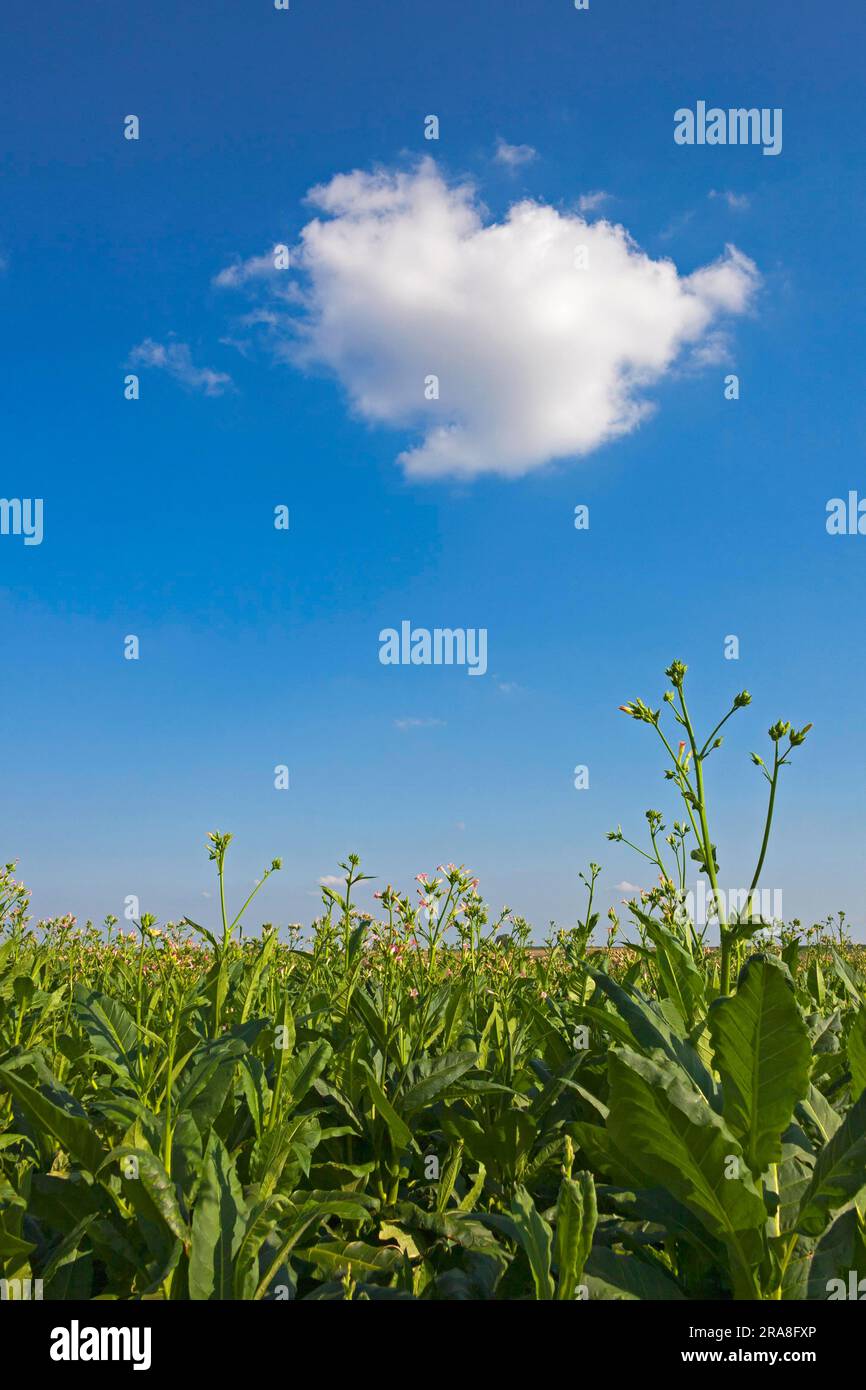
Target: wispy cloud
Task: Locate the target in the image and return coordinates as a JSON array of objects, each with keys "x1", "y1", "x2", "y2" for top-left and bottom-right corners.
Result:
[
  {"x1": 394, "y1": 716, "x2": 446, "y2": 731},
  {"x1": 614, "y1": 880, "x2": 643, "y2": 894},
  {"x1": 493, "y1": 137, "x2": 538, "y2": 169},
  {"x1": 658, "y1": 208, "x2": 696, "y2": 242},
  {"x1": 577, "y1": 190, "x2": 610, "y2": 215},
  {"x1": 318, "y1": 874, "x2": 343, "y2": 887},
  {"x1": 128, "y1": 339, "x2": 233, "y2": 396},
  {"x1": 213, "y1": 249, "x2": 285, "y2": 289},
  {"x1": 709, "y1": 189, "x2": 751, "y2": 211}
]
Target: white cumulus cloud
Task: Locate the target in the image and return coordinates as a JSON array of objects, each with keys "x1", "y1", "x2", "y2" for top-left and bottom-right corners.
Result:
[{"x1": 250, "y1": 160, "x2": 760, "y2": 479}]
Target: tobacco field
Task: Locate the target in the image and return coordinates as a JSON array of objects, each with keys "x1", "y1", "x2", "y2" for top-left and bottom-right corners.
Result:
[{"x1": 2, "y1": 664, "x2": 865, "y2": 1301}]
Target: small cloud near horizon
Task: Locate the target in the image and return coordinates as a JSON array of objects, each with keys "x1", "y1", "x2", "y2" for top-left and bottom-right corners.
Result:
[{"x1": 394, "y1": 716, "x2": 446, "y2": 731}]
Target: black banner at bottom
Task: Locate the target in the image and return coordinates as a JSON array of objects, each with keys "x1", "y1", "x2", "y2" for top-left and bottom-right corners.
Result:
[{"x1": 0, "y1": 1297, "x2": 858, "y2": 1376}]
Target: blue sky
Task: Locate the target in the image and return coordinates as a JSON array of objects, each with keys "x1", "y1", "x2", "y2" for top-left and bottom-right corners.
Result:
[{"x1": 1, "y1": 0, "x2": 864, "y2": 938}]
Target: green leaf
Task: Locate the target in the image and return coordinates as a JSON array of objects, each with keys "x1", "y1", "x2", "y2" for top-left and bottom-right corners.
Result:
[
  {"x1": 299, "y1": 1239, "x2": 404, "y2": 1276},
  {"x1": 252, "y1": 1196, "x2": 372, "y2": 1300},
  {"x1": 806, "y1": 1206, "x2": 866, "y2": 1299},
  {"x1": 796, "y1": 1088, "x2": 866, "y2": 1237},
  {"x1": 102, "y1": 1147, "x2": 189, "y2": 1246},
  {"x1": 587, "y1": 968, "x2": 716, "y2": 1102},
  {"x1": 709, "y1": 955, "x2": 811, "y2": 1177},
  {"x1": 400, "y1": 1051, "x2": 478, "y2": 1117},
  {"x1": 584, "y1": 1247, "x2": 686, "y2": 1300},
  {"x1": 72, "y1": 987, "x2": 144, "y2": 1075},
  {"x1": 188, "y1": 1136, "x2": 247, "y2": 1300},
  {"x1": 848, "y1": 1006, "x2": 866, "y2": 1100},
  {"x1": 282, "y1": 1040, "x2": 333, "y2": 1114},
  {"x1": 479, "y1": 1186, "x2": 555, "y2": 1300},
  {"x1": 830, "y1": 947, "x2": 864, "y2": 1004},
  {"x1": 628, "y1": 907, "x2": 706, "y2": 1030},
  {"x1": 797, "y1": 1084, "x2": 842, "y2": 1143},
  {"x1": 360, "y1": 1062, "x2": 414, "y2": 1152},
  {"x1": 0, "y1": 1066, "x2": 104, "y2": 1174},
  {"x1": 605, "y1": 1049, "x2": 766, "y2": 1249}
]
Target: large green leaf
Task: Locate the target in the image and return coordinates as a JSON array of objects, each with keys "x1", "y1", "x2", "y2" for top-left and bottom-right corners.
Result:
[
  {"x1": 605, "y1": 1049, "x2": 766, "y2": 1249},
  {"x1": 709, "y1": 955, "x2": 811, "y2": 1177},
  {"x1": 188, "y1": 1136, "x2": 247, "y2": 1300},
  {"x1": 399, "y1": 1051, "x2": 478, "y2": 1116},
  {"x1": 72, "y1": 986, "x2": 145, "y2": 1076},
  {"x1": 103, "y1": 1146, "x2": 189, "y2": 1247}
]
